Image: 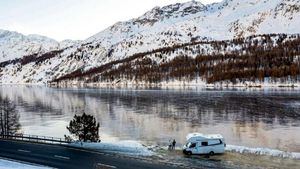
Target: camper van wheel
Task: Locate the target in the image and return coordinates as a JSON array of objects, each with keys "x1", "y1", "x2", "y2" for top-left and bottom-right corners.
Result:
[
  {"x1": 186, "y1": 151, "x2": 192, "y2": 155},
  {"x1": 209, "y1": 151, "x2": 214, "y2": 156}
]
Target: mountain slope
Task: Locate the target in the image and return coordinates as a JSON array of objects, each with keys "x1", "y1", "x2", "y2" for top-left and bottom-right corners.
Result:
[
  {"x1": 0, "y1": 29, "x2": 81, "y2": 63},
  {"x1": 1, "y1": 0, "x2": 300, "y2": 86},
  {"x1": 0, "y1": 29, "x2": 60, "y2": 62}
]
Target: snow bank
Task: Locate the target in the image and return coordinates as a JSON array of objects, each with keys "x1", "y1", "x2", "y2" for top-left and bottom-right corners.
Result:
[
  {"x1": 0, "y1": 158, "x2": 50, "y2": 169},
  {"x1": 226, "y1": 145, "x2": 300, "y2": 160},
  {"x1": 69, "y1": 140, "x2": 154, "y2": 156}
]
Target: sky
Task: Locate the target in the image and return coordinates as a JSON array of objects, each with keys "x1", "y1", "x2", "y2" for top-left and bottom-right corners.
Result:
[{"x1": 0, "y1": 0, "x2": 221, "y2": 41}]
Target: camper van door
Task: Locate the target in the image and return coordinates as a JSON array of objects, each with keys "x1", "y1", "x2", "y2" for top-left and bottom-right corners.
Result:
[
  {"x1": 200, "y1": 141, "x2": 209, "y2": 154},
  {"x1": 191, "y1": 142, "x2": 207, "y2": 154},
  {"x1": 187, "y1": 142, "x2": 197, "y2": 154}
]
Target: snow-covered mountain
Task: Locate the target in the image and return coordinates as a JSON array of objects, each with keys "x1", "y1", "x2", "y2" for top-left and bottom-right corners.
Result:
[
  {"x1": 0, "y1": 29, "x2": 81, "y2": 63},
  {"x1": 1, "y1": 0, "x2": 300, "y2": 85},
  {"x1": 0, "y1": 29, "x2": 60, "y2": 62}
]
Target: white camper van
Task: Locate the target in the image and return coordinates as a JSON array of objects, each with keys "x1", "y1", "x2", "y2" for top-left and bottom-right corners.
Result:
[{"x1": 183, "y1": 133, "x2": 226, "y2": 155}]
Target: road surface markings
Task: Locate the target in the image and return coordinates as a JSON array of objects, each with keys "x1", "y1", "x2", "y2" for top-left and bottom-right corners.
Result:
[
  {"x1": 66, "y1": 146, "x2": 104, "y2": 155},
  {"x1": 97, "y1": 163, "x2": 117, "y2": 169},
  {"x1": 54, "y1": 155, "x2": 70, "y2": 160},
  {"x1": 17, "y1": 149, "x2": 31, "y2": 153}
]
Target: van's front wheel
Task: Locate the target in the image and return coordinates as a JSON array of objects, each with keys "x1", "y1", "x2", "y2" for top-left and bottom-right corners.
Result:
[
  {"x1": 184, "y1": 151, "x2": 192, "y2": 155},
  {"x1": 209, "y1": 151, "x2": 214, "y2": 156}
]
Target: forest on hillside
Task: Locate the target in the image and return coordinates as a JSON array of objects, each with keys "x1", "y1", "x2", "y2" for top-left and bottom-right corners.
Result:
[{"x1": 52, "y1": 34, "x2": 300, "y2": 85}]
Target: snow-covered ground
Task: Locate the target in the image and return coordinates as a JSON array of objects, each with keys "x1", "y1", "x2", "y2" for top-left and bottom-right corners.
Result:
[
  {"x1": 0, "y1": 158, "x2": 51, "y2": 169},
  {"x1": 68, "y1": 139, "x2": 300, "y2": 160},
  {"x1": 69, "y1": 140, "x2": 154, "y2": 156}
]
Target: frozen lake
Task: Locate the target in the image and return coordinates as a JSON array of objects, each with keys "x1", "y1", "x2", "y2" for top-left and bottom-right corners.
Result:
[{"x1": 1, "y1": 85, "x2": 300, "y2": 153}]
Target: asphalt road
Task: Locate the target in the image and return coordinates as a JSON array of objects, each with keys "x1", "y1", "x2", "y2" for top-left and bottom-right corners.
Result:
[{"x1": 0, "y1": 140, "x2": 180, "y2": 169}]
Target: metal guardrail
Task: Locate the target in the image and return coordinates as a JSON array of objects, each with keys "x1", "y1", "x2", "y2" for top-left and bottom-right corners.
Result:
[{"x1": 0, "y1": 134, "x2": 72, "y2": 144}]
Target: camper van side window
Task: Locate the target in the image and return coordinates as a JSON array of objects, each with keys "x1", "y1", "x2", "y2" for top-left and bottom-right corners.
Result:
[
  {"x1": 201, "y1": 142, "x2": 208, "y2": 146},
  {"x1": 189, "y1": 143, "x2": 197, "y2": 148}
]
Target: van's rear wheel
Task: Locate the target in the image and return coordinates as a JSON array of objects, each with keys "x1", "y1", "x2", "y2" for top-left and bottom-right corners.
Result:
[{"x1": 209, "y1": 151, "x2": 214, "y2": 156}]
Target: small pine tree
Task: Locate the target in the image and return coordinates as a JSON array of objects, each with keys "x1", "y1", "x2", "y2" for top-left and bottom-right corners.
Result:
[{"x1": 66, "y1": 113, "x2": 100, "y2": 142}]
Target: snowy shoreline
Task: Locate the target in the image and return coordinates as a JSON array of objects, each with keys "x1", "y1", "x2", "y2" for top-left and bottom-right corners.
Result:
[
  {"x1": 2, "y1": 76, "x2": 300, "y2": 89},
  {"x1": 2, "y1": 82, "x2": 300, "y2": 93},
  {"x1": 67, "y1": 140, "x2": 300, "y2": 160},
  {"x1": 45, "y1": 78, "x2": 300, "y2": 90},
  {"x1": 225, "y1": 145, "x2": 300, "y2": 160},
  {"x1": 47, "y1": 83, "x2": 300, "y2": 89}
]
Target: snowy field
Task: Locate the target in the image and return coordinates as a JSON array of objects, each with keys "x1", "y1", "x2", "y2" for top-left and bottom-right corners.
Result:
[{"x1": 0, "y1": 158, "x2": 50, "y2": 169}]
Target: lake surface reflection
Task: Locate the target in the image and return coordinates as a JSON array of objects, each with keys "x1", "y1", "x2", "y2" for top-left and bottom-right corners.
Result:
[{"x1": 1, "y1": 85, "x2": 300, "y2": 152}]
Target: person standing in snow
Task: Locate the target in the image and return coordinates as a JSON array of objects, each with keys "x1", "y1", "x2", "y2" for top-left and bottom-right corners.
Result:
[{"x1": 172, "y1": 139, "x2": 176, "y2": 150}]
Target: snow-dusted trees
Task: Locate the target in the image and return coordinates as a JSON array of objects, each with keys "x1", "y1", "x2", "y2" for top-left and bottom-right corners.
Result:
[
  {"x1": 98, "y1": 34, "x2": 300, "y2": 84},
  {"x1": 0, "y1": 97, "x2": 21, "y2": 136},
  {"x1": 52, "y1": 33, "x2": 300, "y2": 85}
]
